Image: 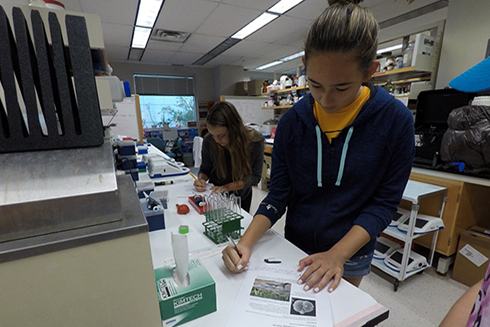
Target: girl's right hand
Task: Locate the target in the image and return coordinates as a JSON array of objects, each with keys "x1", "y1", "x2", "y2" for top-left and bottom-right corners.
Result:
[
  {"x1": 222, "y1": 242, "x2": 251, "y2": 273},
  {"x1": 194, "y1": 179, "x2": 207, "y2": 192}
]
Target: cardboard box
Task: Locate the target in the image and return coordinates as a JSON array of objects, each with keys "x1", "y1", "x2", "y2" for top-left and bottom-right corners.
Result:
[
  {"x1": 248, "y1": 79, "x2": 264, "y2": 96},
  {"x1": 452, "y1": 226, "x2": 490, "y2": 286},
  {"x1": 235, "y1": 81, "x2": 248, "y2": 95},
  {"x1": 155, "y1": 259, "x2": 216, "y2": 326}
]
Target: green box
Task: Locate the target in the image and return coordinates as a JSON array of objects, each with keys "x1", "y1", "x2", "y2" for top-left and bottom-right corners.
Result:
[{"x1": 155, "y1": 258, "x2": 216, "y2": 326}]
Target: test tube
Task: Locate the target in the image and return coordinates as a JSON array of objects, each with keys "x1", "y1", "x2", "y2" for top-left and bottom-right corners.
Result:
[{"x1": 235, "y1": 196, "x2": 241, "y2": 214}]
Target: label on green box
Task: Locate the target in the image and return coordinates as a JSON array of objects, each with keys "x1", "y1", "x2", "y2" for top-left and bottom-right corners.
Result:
[{"x1": 155, "y1": 258, "x2": 216, "y2": 326}]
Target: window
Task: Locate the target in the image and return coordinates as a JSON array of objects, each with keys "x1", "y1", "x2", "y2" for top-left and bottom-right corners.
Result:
[{"x1": 133, "y1": 74, "x2": 197, "y2": 128}]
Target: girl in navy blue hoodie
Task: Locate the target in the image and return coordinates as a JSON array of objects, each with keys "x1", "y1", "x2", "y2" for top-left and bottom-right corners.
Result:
[{"x1": 223, "y1": 0, "x2": 414, "y2": 293}]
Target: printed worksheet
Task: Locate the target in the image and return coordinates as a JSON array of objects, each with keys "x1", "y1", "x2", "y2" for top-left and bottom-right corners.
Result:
[{"x1": 225, "y1": 260, "x2": 333, "y2": 327}]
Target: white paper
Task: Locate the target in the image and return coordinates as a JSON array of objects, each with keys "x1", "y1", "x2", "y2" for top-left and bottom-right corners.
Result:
[
  {"x1": 171, "y1": 233, "x2": 190, "y2": 287},
  {"x1": 459, "y1": 243, "x2": 489, "y2": 267},
  {"x1": 225, "y1": 260, "x2": 333, "y2": 327}
]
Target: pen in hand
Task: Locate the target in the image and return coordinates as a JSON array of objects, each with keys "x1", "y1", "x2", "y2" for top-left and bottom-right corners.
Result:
[
  {"x1": 189, "y1": 172, "x2": 202, "y2": 185},
  {"x1": 226, "y1": 233, "x2": 242, "y2": 258}
]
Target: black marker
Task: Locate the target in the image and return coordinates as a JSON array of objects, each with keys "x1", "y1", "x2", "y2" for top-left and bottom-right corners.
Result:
[{"x1": 264, "y1": 258, "x2": 281, "y2": 264}]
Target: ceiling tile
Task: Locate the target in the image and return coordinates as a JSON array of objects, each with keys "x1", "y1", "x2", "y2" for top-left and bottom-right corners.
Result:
[
  {"x1": 146, "y1": 39, "x2": 184, "y2": 52},
  {"x1": 284, "y1": 0, "x2": 328, "y2": 21},
  {"x1": 104, "y1": 45, "x2": 130, "y2": 63},
  {"x1": 49, "y1": 0, "x2": 449, "y2": 71},
  {"x1": 169, "y1": 52, "x2": 204, "y2": 65},
  {"x1": 246, "y1": 15, "x2": 310, "y2": 43},
  {"x1": 219, "y1": 0, "x2": 277, "y2": 11},
  {"x1": 222, "y1": 39, "x2": 271, "y2": 57},
  {"x1": 195, "y1": 3, "x2": 263, "y2": 38},
  {"x1": 178, "y1": 33, "x2": 227, "y2": 54},
  {"x1": 231, "y1": 57, "x2": 270, "y2": 70},
  {"x1": 154, "y1": 0, "x2": 219, "y2": 33},
  {"x1": 100, "y1": 22, "x2": 133, "y2": 47},
  {"x1": 252, "y1": 45, "x2": 303, "y2": 62},
  {"x1": 140, "y1": 48, "x2": 176, "y2": 64},
  {"x1": 79, "y1": 0, "x2": 137, "y2": 25},
  {"x1": 203, "y1": 53, "x2": 244, "y2": 67},
  {"x1": 273, "y1": 27, "x2": 308, "y2": 48}
]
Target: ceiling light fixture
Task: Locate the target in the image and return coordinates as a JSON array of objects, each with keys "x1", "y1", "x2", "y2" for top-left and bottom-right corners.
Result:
[
  {"x1": 193, "y1": 38, "x2": 241, "y2": 66},
  {"x1": 136, "y1": 0, "x2": 164, "y2": 27},
  {"x1": 256, "y1": 50, "x2": 304, "y2": 70},
  {"x1": 231, "y1": 12, "x2": 278, "y2": 40},
  {"x1": 280, "y1": 50, "x2": 304, "y2": 62},
  {"x1": 132, "y1": 26, "x2": 152, "y2": 48},
  {"x1": 268, "y1": 0, "x2": 304, "y2": 14},
  {"x1": 377, "y1": 44, "x2": 403, "y2": 54},
  {"x1": 256, "y1": 60, "x2": 284, "y2": 70},
  {"x1": 129, "y1": 0, "x2": 165, "y2": 60}
]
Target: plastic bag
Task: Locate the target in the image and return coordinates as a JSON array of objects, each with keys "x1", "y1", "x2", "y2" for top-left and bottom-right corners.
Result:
[{"x1": 440, "y1": 105, "x2": 490, "y2": 167}]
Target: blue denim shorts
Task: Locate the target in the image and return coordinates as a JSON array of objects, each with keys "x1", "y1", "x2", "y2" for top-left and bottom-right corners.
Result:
[{"x1": 343, "y1": 252, "x2": 374, "y2": 279}]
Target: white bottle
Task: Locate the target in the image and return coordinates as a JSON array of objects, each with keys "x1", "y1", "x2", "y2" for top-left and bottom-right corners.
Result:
[
  {"x1": 298, "y1": 73, "x2": 306, "y2": 87},
  {"x1": 402, "y1": 41, "x2": 414, "y2": 68},
  {"x1": 267, "y1": 96, "x2": 274, "y2": 107}
]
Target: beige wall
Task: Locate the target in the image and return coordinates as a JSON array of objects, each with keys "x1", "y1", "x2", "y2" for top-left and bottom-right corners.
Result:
[{"x1": 436, "y1": 0, "x2": 490, "y2": 89}]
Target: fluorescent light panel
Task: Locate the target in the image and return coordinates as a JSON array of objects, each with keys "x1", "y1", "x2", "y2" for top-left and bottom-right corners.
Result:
[
  {"x1": 256, "y1": 60, "x2": 283, "y2": 70},
  {"x1": 377, "y1": 44, "x2": 403, "y2": 54},
  {"x1": 231, "y1": 12, "x2": 278, "y2": 40},
  {"x1": 256, "y1": 50, "x2": 304, "y2": 70},
  {"x1": 136, "y1": 0, "x2": 164, "y2": 27},
  {"x1": 280, "y1": 50, "x2": 304, "y2": 62},
  {"x1": 132, "y1": 26, "x2": 152, "y2": 48},
  {"x1": 268, "y1": 0, "x2": 304, "y2": 14}
]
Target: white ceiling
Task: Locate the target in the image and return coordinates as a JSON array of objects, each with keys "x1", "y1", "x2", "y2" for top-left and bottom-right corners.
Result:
[{"x1": 8, "y1": 0, "x2": 448, "y2": 73}]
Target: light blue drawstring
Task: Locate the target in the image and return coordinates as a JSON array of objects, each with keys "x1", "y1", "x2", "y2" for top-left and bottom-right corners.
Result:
[
  {"x1": 335, "y1": 126, "x2": 354, "y2": 186},
  {"x1": 316, "y1": 125, "x2": 322, "y2": 187}
]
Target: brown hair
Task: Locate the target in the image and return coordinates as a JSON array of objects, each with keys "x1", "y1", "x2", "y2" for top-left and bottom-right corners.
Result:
[
  {"x1": 305, "y1": 0, "x2": 378, "y2": 77},
  {"x1": 206, "y1": 101, "x2": 261, "y2": 182}
]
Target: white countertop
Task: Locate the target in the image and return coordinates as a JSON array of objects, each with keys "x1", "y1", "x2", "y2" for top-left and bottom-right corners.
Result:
[{"x1": 141, "y1": 174, "x2": 388, "y2": 327}]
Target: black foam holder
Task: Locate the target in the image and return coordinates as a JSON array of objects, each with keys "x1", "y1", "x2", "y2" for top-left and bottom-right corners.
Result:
[{"x1": 0, "y1": 6, "x2": 104, "y2": 153}]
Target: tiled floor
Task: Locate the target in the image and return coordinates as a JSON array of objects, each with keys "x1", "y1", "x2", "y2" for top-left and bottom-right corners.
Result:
[{"x1": 250, "y1": 186, "x2": 469, "y2": 327}]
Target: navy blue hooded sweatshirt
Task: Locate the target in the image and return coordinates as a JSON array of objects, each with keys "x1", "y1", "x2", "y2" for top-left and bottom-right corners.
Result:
[{"x1": 256, "y1": 85, "x2": 415, "y2": 257}]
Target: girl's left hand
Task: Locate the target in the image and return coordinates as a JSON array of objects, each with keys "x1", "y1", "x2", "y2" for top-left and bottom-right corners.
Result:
[
  {"x1": 210, "y1": 184, "x2": 229, "y2": 193},
  {"x1": 297, "y1": 250, "x2": 345, "y2": 293}
]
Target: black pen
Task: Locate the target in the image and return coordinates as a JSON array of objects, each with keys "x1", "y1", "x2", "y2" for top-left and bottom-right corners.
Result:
[{"x1": 226, "y1": 233, "x2": 242, "y2": 258}]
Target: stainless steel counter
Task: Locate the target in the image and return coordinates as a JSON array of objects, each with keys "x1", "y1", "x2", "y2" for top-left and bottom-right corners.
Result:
[{"x1": 0, "y1": 175, "x2": 148, "y2": 263}]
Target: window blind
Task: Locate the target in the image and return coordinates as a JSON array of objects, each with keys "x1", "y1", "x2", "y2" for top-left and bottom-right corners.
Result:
[{"x1": 133, "y1": 74, "x2": 195, "y2": 96}]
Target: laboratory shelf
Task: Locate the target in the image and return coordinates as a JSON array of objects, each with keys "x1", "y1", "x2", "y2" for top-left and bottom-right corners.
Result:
[
  {"x1": 371, "y1": 258, "x2": 428, "y2": 291},
  {"x1": 261, "y1": 105, "x2": 293, "y2": 110},
  {"x1": 383, "y1": 225, "x2": 424, "y2": 240},
  {"x1": 374, "y1": 180, "x2": 447, "y2": 291},
  {"x1": 383, "y1": 223, "x2": 443, "y2": 241},
  {"x1": 264, "y1": 85, "x2": 309, "y2": 95}
]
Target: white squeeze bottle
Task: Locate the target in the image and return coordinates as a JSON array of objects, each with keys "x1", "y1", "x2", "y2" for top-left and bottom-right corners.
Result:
[{"x1": 298, "y1": 73, "x2": 306, "y2": 87}]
